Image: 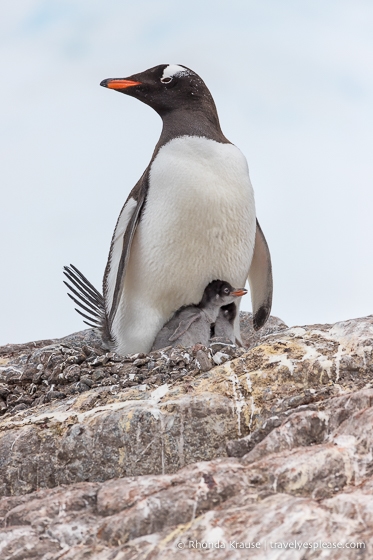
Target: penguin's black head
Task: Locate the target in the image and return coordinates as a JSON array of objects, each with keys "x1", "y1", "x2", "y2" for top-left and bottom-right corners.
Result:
[
  {"x1": 100, "y1": 64, "x2": 214, "y2": 116},
  {"x1": 199, "y1": 280, "x2": 247, "y2": 308},
  {"x1": 219, "y1": 302, "x2": 237, "y2": 324}
]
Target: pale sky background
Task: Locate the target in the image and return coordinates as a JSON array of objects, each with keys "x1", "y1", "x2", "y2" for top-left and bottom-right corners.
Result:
[{"x1": 1, "y1": 0, "x2": 372, "y2": 345}]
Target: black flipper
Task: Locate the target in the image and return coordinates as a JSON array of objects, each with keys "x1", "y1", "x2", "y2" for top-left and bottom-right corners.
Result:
[
  {"x1": 248, "y1": 219, "x2": 273, "y2": 330},
  {"x1": 103, "y1": 177, "x2": 148, "y2": 331}
]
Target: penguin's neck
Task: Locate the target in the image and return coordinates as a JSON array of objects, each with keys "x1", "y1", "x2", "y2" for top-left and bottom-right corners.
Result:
[
  {"x1": 157, "y1": 107, "x2": 229, "y2": 147},
  {"x1": 201, "y1": 302, "x2": 223, "y2": 324}
]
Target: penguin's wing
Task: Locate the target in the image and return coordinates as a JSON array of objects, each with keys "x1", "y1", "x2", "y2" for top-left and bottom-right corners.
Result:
[
  {"x1": 103, "y1": 174, "x2": 148, "y2": 329},
  {"x1": 168, "y1": 312, "x2": 201, "y2": 342},
  {"x1": 248, "y1": 219, "x2": 273, "y2": 330}
]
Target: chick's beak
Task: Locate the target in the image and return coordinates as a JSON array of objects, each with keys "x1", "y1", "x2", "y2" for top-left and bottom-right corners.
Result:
[{"x1": 231, "y1": 288, "x2": 247, "y2": 297}]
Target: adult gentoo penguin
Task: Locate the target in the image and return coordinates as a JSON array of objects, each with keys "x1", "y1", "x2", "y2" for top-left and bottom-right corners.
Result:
[
  {"x1": 65, "y1": 64, "x2": 273, "y2": 355},
  {"x1": 152, "y1": 280, "x2": 247, "y2": 350}
]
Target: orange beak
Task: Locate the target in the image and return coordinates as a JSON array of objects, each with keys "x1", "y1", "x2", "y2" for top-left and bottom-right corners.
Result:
[
  {"x1": 231, "y1": 288, "x2": 247, "y2": 297},
  {"x1": 100, "y1": 79, "x2": 142, "y2": 90}
]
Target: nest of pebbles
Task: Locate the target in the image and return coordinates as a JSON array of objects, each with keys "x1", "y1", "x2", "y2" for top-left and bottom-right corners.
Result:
[{"x1": 0, "y1": 328, "x2": 246, "y2": 417}]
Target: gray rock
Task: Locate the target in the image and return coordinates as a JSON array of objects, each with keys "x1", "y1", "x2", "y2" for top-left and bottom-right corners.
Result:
[
  {"x1": 0, "y1": 315, "x2": 373, "y2": 558},
  {"x1": 1, "y1": 387, "x2": 373, "y2": 558},
  {"x1": 239, "y1": 311, "x2": 288, "y2": 348}
]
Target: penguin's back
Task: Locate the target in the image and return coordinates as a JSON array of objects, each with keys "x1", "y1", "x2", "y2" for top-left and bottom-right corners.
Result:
[{"x1": 152, "y1": 307, "x2": 205, "y2": 350}]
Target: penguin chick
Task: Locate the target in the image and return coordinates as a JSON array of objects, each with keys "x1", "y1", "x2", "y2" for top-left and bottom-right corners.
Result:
[
  {"x1": 213, "y1": 302, "x2": 237, "y2": 344},
  {"x1": 152, "y1": 280, "x2": 247, "y2": 350}
]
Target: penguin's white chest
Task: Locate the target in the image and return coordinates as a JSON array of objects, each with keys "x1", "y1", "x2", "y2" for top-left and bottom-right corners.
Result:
[
  {"x1": 130, "y1": 135, "x2": 255, "y2": 299},
  {"x1": 117, "y1": 136, "x2": 256, "y2": 353}
]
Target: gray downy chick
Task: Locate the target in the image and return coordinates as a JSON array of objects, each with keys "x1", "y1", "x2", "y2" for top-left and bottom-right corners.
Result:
[
  {"x1": 152, "y1": 280, "x2": 247, "y2": 350},
  {"x1": 213, "y1": 302, "x2": 237, "y2": 344}
]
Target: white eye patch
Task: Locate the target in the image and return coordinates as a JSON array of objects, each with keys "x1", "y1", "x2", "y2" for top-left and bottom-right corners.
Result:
[{"x1": 162, "y1": 64, "x2": 191, "y2": 80}]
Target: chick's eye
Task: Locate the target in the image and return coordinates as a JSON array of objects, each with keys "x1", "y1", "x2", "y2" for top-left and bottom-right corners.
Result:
[
  {"x1": 224, "y1": 288, "x2": 230, "y2": 294},
  {"x1": 161, "y1": 76, "x2": 172, "y2": 84}
]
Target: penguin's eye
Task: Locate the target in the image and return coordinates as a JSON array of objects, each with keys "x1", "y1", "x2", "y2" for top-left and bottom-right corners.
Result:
[
  {"x1": 161, "y1": 76, "x2": 172, "y2": 84},
  {"x1": 224, "y1": 288, "x2": 230, "y2": 294}
]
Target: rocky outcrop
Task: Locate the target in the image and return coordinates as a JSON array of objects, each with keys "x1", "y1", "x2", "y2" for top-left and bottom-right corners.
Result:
[{"x1": 0, "y1": 314, "x2": 372, "y2": 559}]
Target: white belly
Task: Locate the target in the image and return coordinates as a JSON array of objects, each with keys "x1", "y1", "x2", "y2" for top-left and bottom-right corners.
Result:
[{"x1": 113, "y1": 136, "x2": 256, "y2": 354}]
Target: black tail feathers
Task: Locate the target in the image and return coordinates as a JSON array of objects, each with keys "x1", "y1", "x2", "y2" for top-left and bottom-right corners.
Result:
[{"x1": 63, "y1": 264, "x2": 111, "y2": 344}]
